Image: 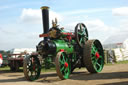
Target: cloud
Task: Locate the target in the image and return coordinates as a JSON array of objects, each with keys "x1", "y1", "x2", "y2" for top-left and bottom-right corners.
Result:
[
  {"x1": 20, "y1": 8, "x2": 41, "y2": 24},
  {"x1": 64, "y1": 19, "x2": 109, "y2": 32},
  {"x1": 20, "y1": 8, "x2": 62, "y2": 24},
  {"x1": 112, "y1": 7, "x2": 128, "y2": 16},
  {"x1": 62, "y1": 19, "x2": 112, "y2": 43},
  {"x1": 103, "y1": 19, "x2": 128, "y2": 44},
  {"x1": 2, "y1": 7, "x2": 128, "y2": 50},
  {"x1": 0, "y1": 24, "x2": 42, "y2": 50},
  {"x1": 63, "y1": 17, "x2": 128, "y2": 45},
  {"x1": 0, "y1": 28, "x2": 41, "y2": 50},
  {"x1": 60, "y1": 8, "x2": 110, "y2": 15},
  {"x1": 106, "y1": 7, "x2": 128, "y2": 44},
  {"x1": 0, "y1": 8, "x2": 63, "y2": 50},
  {"x1": 85, "y1": 19, "x2": 109, "y2": 31},
  {"x1": 120, "y1": 19, "x2": 128, "y2": 28},
  {"x1": 104, "y1": 33, "x2": 128, "y2": 44}
]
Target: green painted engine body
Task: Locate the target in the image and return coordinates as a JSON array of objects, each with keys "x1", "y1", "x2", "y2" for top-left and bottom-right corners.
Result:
[{"x1": 53, "y1": 40, "x2": 74, "y2": 54}]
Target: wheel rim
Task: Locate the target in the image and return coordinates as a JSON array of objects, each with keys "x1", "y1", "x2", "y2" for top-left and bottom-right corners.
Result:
[
  {"x1": 23, "y1": 55, "x2": 41, "y2": 81},
  {"x1": 55, "y1": 52, "x2": 70, "y2": 79},
  {"x1": 75, "y1": 23, "x2": 88, "y2": 47},
  {"x1": 91, "y1": 41, "x2": 104, "y2": 72}
]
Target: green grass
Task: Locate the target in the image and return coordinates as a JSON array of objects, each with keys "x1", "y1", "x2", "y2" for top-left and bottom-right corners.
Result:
[
  {"x1": 0, "y1": 66, "x2": 10, "y2": 70},
  {"x1": 1, "y1": 60, "x2": 128, "y2": 72},
  {"x1": 0, "y1": 66, "x2": 56, "y2": 72},
  {"x1": 105, "y1": 60, "x2": 128, "y2": 65},
  {"x1": 116, "y1": 60, "x2": 128, "y2": 64},
  {"x1": 41, "y1": 67, "x2": 56, "y2": 72}
]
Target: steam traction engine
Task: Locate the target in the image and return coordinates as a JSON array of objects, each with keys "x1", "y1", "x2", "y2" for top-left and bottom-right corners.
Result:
[{"x1": 23, "y1": 6, "x2": 104, "y2": 80}]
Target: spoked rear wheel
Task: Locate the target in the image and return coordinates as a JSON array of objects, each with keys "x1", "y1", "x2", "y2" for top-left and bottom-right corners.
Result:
[
  {"x1": 83, "y1": 39, "x2": 104, "y2": 73},
  {"x1": 23, "y1": 55, "x2": 41, "y2": 81},
  {"x1": 55, "y1": 52, "x2": 70, "y2": 80}
]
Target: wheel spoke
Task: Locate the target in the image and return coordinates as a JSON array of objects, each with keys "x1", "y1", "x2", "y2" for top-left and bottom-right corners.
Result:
[
  {"x1": 60, "y1": 66, "x2": 65, "y2": 71},
  {"x1": 61, "y1": 53, "x2": 66, "y2": 62},
  {"x1": 78, "y1": 32, "x2": 82, "y2": 35},
  {"x1": 91, "y1": 55, "x2": 96, "y2": 60},
  {"x1": 65, "y1": 55, "x2": 68, "y2": 62},
  {"x1": 83, "y1": 28, "x2": 85, "y2": 34},
  {"x1": 99, "y1": 56, "x2": 102, "y2": 58},
  {"x1": 63, "y1": 68, "x2": 66, "y2": 74},
  {"x1": 95, "y1": 58, "x2": 99, "y2": 64},
  {"x1": 85, "y1": 36, "x2": 88, "y2": 39},
  {"x1": 96, "y1": 63, "x2": 101, "y2": 68},
  {"x1": 80, "y1": 24, "x2": 82, "y2": 30},
  {"x1": 79, "y1": 38, "x2": 83, "y2": 43},
  {"x1": 59, "y1": 59, "x2": 64, "y2": 64},
  {"x1": 81, "y1": 31, "x2": 85, "y2": 35},
  {"x1": 91, "y1": 47, "x2": 96, "y2": 54}
]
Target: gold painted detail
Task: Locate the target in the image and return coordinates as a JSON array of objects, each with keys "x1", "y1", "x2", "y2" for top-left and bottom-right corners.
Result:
[
  {"x1": 52, "y1": 18, "x2": 58, "y2": 27},
  {"x1": 40, "y1": 6, "x2": 49, "y2": 10},
  {"x1": 48, "y1": 29, "x2": 57, "y2": 38}
]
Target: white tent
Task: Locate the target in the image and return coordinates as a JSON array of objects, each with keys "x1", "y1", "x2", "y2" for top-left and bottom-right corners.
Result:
[
  {"x1": 9, "y1": 48, "x2": 36, "y2": 58},
  {"x1": 114, "y1": 38, "x2": 128, "y2": 61},
  {"x1": 123, "y1": 39, "x2": 128, "y2": 50}
]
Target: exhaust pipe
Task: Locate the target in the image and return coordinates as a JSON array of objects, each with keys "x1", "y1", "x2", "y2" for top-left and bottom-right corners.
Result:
[{"x1": 40, "y1": 6, "x2": 49, "y2": 41}]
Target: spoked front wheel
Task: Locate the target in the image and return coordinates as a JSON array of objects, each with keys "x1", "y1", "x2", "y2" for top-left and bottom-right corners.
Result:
[
  {"x1": 55, "y1": 52, "x2": 70, "y2": 80},
  {"x1": 23, "y1": 55, "x2": 41, "y2": 81},
  {"x1": 83, "y1": 39, "x2": 104, "y2": 73}
]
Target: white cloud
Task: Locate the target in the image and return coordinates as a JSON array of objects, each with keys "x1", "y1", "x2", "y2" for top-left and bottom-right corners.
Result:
[
  {"x1": 0, "y1": 27, "x2": 41, "y2": 50},
  {"x1": 112, "y1": 7, "x2": 128, "y2": 16},
  {"x1": 61, "y1": 8, "x2": 110, "y2": 15},
  {"x1": 62, "y1": 19, "x2": 112, "y2": 43},
  {"x1": 2, "y1": 7, "x2": 128, "y2": 50},
  {"x1": 20, "y1": 8, "x2": 62, "y2": 24},
  {"x1": 103, "y1": 19, "x2": 128, "y2": 44},
  {"x1": 68, "y1": 19, "x2": 110, "y2": 32},
  {"x1": 64, "y1": 19, "x2": 109, "y2": 32},
  {"x1": 0, "y1": 8, "x2": 64, "y2": 50},
  {"x1": 85, "y1": 19, "x2": 109, "y2": 31},
  {"x1": 106, "y1": 7, "x2": 128, "y2": 44},
  {"x1": 120, "y1": 19, "x2": 128, "y2": 28},
  {"x1": 20, "y1": 8, "x2": 41, "y2": 24},
  {"x1": 84, "y1": 19, "x2": 115, "y2": 43}
]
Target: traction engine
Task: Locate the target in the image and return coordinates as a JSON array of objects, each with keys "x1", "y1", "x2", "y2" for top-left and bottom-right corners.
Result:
[{"x1": 23, "y1": 6, "x2": 104, "y2": 80}]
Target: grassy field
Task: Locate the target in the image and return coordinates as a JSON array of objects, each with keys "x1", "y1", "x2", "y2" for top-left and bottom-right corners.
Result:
[
  {"x1": 0, "y1": 66, "x2": 56, "y2": 72},
  {"x1": 1, "y1": 60, "x2": 128, "y2": 72},
  {"x1": 105, "y1": 60, "x2": 128, "y2": 65},
  {"x1": 0, "y1": 66, "x2": 10, "y2": 70}
]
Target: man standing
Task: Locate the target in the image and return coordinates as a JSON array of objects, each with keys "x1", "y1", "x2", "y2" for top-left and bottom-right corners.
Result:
[{"x1": 0, "y1": 53, "x2": 3, "y2": 67}]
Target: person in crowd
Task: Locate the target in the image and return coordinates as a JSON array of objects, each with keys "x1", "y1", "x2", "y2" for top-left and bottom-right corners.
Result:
[{"x1": 0, "y1": 54, "x2": 3, "y2": 67}]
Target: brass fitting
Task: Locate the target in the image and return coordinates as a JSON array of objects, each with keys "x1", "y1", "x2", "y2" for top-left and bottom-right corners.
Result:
[{"x1": 40, "y1": 6, "x2": 49, "y2": 10}]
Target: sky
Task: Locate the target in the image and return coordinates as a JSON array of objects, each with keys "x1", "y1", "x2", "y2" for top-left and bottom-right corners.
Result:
[{"x1": 0, "y1": 0, "x2": 128, "y2": 50}]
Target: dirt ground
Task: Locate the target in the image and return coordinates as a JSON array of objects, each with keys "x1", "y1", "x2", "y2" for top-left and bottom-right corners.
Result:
[{"x1": 0, "y1": 64, "x2": 128, "y2": 85}]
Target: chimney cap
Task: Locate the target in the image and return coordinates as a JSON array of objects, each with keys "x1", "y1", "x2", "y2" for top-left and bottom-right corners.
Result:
[{"x1": 40, "y1": 6, "x2": 49, "y2": 10}]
